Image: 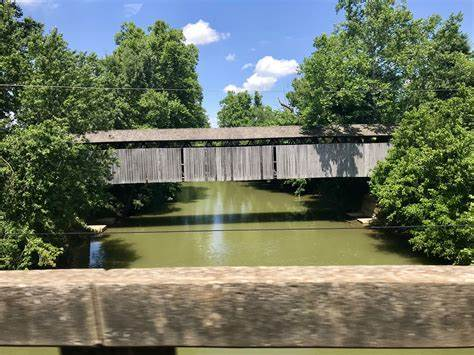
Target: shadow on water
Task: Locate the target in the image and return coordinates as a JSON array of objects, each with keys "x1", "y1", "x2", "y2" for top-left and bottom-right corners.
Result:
[
  {"x1": 247, "y1": 179, "x2": 369, "y2": 214},
  {"x1": 300, "y1": 194, "x2": 351, "y2": 220},
  {"x1": 116, "y1": 209, "x2": 349, "y2": 227},
  {"x1": 176, "y1": 185, "x2": 209, "y2": 203},
  {"x1": 367, "y1": 232, "x2": 443, "y2": 265},
  {"x1": 91, "y1": 237, "x2": 140, "y2": 269},
  {"x1": 116, "y1": 185, "x2": 210, "y2": 225},
  {"x1": 246, "y1": 181, "x2": 298, "y2": 194},
  {"x1": 67, "y1": 239, "x2": 91, "y2": 268}
]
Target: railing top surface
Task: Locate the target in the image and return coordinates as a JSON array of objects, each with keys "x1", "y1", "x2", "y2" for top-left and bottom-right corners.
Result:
[
  {"x1": 1, "y1": 265, "x2": 472, "y2": 285},
  {"x1": 82, "y1": 124, "x2": 394, "y2": 144}
]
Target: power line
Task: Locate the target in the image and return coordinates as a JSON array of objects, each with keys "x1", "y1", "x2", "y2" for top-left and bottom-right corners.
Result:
[
  {"x1": 0, "y1": 83, "x2": 203, "y2": 92},
  {"x1": 4, "y1": 224, "x2": 472, "y2": 238},
  {"x1": 0, "y1": 83, "x2": 465, "y2": 94}
]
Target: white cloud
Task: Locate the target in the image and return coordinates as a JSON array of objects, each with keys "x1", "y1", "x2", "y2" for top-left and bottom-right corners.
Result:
[
  {"x1": 255, "y1": 56, "x2": 298, "y2": 78},
  {"x1": 15, "y1": 0, "x2": 58, "y2": 8},
  {"x1": 124, "y1": 3, "x2": 143, "y2": 17},
  {"x1": 243, "y1": 73, "x2": 277, "y2": 91},
  {"x1": 224, "y1": 84, "x2": 245, "y2": 93},
  {"x1": 224, "y1": 74, "x2": 277, "y2": 93},
  {"x1": 225, "y1": 53, "x2": 236, "y2": 62},
  {"x1": 183, "y1": 20, "x2": 230, "y2": 46},
  {"x1": 241, "y1": 63, "x2": 253, "y2": 70},
  {"x1": 15, "y1": 0, "x2": 42, "y2": 4},
  {"x1": 224, "y1": 56, "x2": 298, "y2": 93}
]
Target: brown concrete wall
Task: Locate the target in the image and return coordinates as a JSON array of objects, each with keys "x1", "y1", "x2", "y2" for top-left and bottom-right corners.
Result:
[{"x1": 0, "y1": 266, "x2": 473, "y2": 348}]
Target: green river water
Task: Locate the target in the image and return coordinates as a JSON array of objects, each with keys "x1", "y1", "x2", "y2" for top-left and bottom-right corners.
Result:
[{"x1": 3, "y1": 182, "x2": 472, "y2": 355}]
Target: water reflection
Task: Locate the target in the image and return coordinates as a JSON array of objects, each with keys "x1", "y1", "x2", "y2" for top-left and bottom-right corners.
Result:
[
  {"x1": 90, "y1": 238, "x2": 140, "y2": 269},
  {"x1": 90, "y1": 182, "x2": 430, "y2": 268}
]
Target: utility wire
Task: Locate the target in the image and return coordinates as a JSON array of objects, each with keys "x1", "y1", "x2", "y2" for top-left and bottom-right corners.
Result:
[
  {"x1": 0, "y1": 83, "x2": 464, "y2": 93},
  {"x1": 3, "y1": 224, "x2": 472, "y2": 238}
]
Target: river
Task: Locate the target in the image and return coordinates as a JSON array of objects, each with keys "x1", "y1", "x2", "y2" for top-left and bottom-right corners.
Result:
[{"x1": 3, "y1": 182, "x2": 472, "y2": 355}]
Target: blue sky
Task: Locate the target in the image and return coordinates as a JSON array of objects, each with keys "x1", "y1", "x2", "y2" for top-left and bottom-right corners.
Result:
[{"x1": 17, "y1": 0, "x2": 474, "y2": 127}]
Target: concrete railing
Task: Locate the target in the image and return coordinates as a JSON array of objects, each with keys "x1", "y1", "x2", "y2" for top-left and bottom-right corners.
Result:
[{"x1": 1, "y1": 266, "x2": 473, "y2": 351}]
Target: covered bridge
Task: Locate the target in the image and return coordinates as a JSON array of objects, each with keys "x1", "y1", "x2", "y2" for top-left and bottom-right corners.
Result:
[{"x1": 83, "y1": 124, "x2": 394, "y2": 184}]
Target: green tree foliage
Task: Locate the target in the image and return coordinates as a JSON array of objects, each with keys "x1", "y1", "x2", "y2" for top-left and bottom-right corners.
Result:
[
  {"x1": 103, "y1": 21, "x2": 208, "y2": 129},
  {"x1": 0, "y1": 214, "x2": 62, "y2": 270},
  {"x1": 0, "y1": 121, "x2": 113, "y2": 269},
  {"x1": 1, "y1": 3, "x2": 209, "y2": 269},
  {"x1": 0, "y1": 1, "x2": 42, "y2": 129},
  {"x1": 370, "y1": 94, "x2": 473, "y2": 264},
  {"x1": 218, "y1": 91, "x2": 297, "y2": 127},
  {"x1": 288, "y1": 0, "x2": 471, "y2": 126},
  {"x1": 287, "y1": 0, "x2": 473, "y2": 264},
  {"x1": 15, "y1": 31, "x2": 115, "y2": 133},
  {"x1": 1, "y1": 1, "x2": 117, "y2": 269},
  {"x1": 0, "y1": 1, "x2": 114, "y2": 134},
  {"x1": 101, "y1": 21, "x2": 209, "y2": 214}
]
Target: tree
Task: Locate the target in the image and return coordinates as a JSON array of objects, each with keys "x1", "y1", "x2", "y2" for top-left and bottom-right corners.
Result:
[
  {"x1": 100, "y1": 21, "x2": 209, "y2": 215},
  {"x1": 101, "y1": 21, "x2": 209, "y2": 215},
  {"x1": 102, "y1": 21, "x2": 208, "y2": 129},
  {"x1": 0, "y1": 1, "x2": 117, "y2": 269},
  {"x1": 288, "y1": 0, "x2": 471, "y2": 127},
  {"x1": 370, "y1": 94, "x2": 473, "y2": 264},
  {"x1": 1, "y1": 1, "x2": 115, "y2": 134},
  {"x1": 0, "y1": 121, "x2": 114, "y2": 269},
  {"x1": 0, "y1": 1, "x2": 42, "y2": 130},
  {"x1": 217, "y1": 91, "x2": 253, "y2": 127},
  {"x1": 286, "y1": 0, "x2": 473, "y2": 263},
  {"x1": 218, "y1": 91, "x2": 297, "y2": 127},
  {"x1": 15, "y1": 29, "x2": 115, "y2": 133},
  {"x1": 0, "y1": 213, "x2": 62, "y2": 270},
  {"x1": 0, "y1": 4, "x2": 211, "y2": 268}
]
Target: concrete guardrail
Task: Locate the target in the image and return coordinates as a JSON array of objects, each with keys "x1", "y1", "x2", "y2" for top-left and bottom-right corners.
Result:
[{"x1": 0, "y1": 266, "x2": 473, "y2": 351}]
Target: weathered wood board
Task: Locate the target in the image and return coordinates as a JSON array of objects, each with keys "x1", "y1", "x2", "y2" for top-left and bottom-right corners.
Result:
[
  {"x1": 111, "y1": 148, "x2": 182, "y2": 184},
  {"x1": 276, "y1": 143, "x2": 390, "y2": 179},
  {"x1": 110, "y1": 143, "x2": 390, "y2": 184},
  {"x1": 182, "y1": 146, "x2": 274, "y2": 181}
]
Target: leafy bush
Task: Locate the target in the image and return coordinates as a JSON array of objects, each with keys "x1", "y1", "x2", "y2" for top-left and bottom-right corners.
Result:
[
  {"x1": 0, "y1": 121, "x2": 113, "y2": 269},
  {"x1": 370, "y1": 95, "x2": 473, "y2": 264}
]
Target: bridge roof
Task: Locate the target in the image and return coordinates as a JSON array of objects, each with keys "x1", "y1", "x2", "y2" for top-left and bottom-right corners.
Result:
[{"x1": 82, "y1": 124, "x2": 394, "y2": 143}]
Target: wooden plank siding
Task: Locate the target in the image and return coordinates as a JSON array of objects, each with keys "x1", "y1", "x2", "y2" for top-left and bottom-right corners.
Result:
[
  {"x1": 111, "y1": 148, "x2": 182, "y2": 184},
  {"x1": 110, "y1": 143, "x2": 390, "y2": 184},
  {"x1": 276, "y1": 143, "x2": 390, "y2": 179},
  {"x1": 183, "y1": 146, "x2": 274, "y2": 182}
]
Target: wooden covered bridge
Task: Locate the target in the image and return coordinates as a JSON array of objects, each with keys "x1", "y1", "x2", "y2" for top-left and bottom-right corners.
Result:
[{"x1": 84, "y1": 124, "x2": 394, "y2": 184}]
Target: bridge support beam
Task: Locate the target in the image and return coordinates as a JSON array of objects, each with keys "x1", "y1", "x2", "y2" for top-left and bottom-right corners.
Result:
[{"x1": 61, "y1": 347, "x2": 176, "y2": 355}]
